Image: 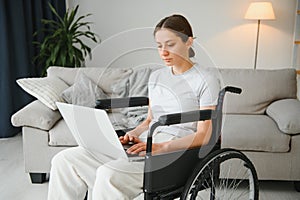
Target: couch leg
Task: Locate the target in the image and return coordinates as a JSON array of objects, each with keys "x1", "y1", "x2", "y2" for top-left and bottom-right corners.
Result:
[
  {"x1": 29, "y1": 173, "x2": 47, "y2": 184},
  {"x1": 294, "y1": 181, "x2": 300, "y2": 192}
]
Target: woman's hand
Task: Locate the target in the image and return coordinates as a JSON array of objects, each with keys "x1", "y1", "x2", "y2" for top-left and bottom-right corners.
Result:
[
  {"x1": 119, "y1": 132, "x2": 141, "y2": 145},
  {"x1": 126, "y1": 142, "x2": 167, "y2": 156}
]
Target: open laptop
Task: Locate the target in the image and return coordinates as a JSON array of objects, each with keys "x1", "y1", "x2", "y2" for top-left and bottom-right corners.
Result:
[{"x1": 56, "y1": 102, "x2": 144, "y2": 162}]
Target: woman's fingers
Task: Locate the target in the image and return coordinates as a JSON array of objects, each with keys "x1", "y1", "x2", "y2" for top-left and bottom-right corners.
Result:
[
  {"x1": 138, "y1": 151, "x2": 146, "y2": 156},
  {"x1": 119, "y1": 134, "x2": 132, "y2": 144},
  {"x1": 119, "y1": 136, "x2": 124, "y2": 143},
  {"x1": 132, "y1": 136, "x2": 142, "y2": 144},
  {"x1": 126, "y1": 143, "x2": 163, "y2": 156},
  {"x1": 119, "y1": 134, "x2": 142, "y2": 145},
  {"x1": 128, "y1": 135, "x2": 134, "y2": 142},
  {"x1": 127, "y1": 143, "x2": 146, "y2": 154}
]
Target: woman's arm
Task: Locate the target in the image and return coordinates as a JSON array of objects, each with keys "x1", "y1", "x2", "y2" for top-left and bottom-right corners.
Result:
[
  {"x1": 127, "y1": 106, "x2": 215, "y2": 155},
  {"x1": 162, "y1": 115, "x2": 213, "y2": 152}
]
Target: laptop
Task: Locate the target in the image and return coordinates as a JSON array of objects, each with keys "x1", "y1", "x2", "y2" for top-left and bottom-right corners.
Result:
[{"x1": 56, "y1": 102, "x2": 144, "y2": 162}]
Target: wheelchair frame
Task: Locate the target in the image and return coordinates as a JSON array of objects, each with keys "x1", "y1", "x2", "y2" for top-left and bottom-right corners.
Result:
[{"x1": 96, "y1": 86, "x2": 259, "y2": 200}]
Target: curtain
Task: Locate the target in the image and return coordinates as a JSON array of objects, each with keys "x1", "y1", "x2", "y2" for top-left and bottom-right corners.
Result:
[{"x1": 0, "y1": 0, "x2": 66, "y2": 138}]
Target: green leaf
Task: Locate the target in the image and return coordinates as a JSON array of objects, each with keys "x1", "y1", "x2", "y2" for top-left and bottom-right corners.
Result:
[
  {"x1": 33, "y1": 4, "x2": 99, "y2": 75},
  {"x1": 48, "y1": 3, "x2": 64, "y2": 24}
]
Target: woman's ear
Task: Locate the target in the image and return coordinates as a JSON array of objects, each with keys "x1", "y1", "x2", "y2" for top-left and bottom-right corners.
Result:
[{"x1": 186, "y1": 37, "x2": 194, "y2": 48}]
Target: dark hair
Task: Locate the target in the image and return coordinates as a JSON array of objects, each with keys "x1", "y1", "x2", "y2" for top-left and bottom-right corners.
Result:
[{"x1": 154, "y1": 14, "x2": 195, "y2": 57}]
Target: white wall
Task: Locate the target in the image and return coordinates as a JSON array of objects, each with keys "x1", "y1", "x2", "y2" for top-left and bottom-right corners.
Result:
[{"x1": 66, "y1": 0, "x2": 297, "y2": 69}]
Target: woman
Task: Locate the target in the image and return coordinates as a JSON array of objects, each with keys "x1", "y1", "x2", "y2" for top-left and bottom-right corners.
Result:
[{"x1": 48, "y1": 14, "x2": 220, "y2": 200}]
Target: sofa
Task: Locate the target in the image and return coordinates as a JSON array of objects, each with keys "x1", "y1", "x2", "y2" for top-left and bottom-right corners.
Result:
[{"x1": 11, "y1": 66, "x2": 300, "y2": 189}]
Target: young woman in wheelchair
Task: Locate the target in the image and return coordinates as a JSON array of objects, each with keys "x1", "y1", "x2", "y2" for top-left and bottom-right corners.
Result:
[{"x1": 48, "y1": 14, "x2": 220, "y2": 200}]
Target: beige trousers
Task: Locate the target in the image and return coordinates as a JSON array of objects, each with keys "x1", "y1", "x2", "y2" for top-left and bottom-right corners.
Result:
[{"x1": 47, "y1": 133, "x2": 177, "y2": 200}]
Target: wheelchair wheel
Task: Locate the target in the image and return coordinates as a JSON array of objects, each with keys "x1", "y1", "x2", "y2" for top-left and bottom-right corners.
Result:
[{"x1": 181, "y1": 148, "x2": 259, "y2": 200}]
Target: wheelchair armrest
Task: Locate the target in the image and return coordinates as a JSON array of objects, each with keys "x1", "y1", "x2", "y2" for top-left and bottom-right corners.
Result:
[
  {"x1": 95, "y1": 97, "x2": 149, "y2": 109},
  {"x1": 158, "y1": 109, "x2": 212, "y2": 126},
  {"x1": 225, "y1": 86, "x2": 242, "y2": 94}
]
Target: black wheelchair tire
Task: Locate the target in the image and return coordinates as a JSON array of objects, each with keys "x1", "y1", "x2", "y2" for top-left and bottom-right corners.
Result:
[{"x1": 181, "y1": 148, "x2": 259, "y2": 200}]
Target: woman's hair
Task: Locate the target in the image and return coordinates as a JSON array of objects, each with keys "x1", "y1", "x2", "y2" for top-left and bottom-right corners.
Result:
[{"x1": 154, "y1": 14, "x2": 195, "y2": 57}]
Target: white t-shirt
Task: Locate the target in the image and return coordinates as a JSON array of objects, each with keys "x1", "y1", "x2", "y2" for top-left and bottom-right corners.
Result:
[{"x1": 147, "y1": 63, "x2": 220, "y2": 138}]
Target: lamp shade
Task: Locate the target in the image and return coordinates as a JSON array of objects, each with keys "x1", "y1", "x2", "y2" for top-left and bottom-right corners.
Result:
[{"x1": 245, "y1": 2, "x2": 276, "y2": 20}]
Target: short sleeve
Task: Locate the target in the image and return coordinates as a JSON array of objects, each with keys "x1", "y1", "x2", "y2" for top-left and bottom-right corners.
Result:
[{"x1": 199, "y1": 70, "x2": 221, "y2": 107}]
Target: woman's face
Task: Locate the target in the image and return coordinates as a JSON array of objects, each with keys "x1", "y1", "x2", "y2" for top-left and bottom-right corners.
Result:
[{"x1": 155, "y1": 28, "x2": 192, "y2": 66}]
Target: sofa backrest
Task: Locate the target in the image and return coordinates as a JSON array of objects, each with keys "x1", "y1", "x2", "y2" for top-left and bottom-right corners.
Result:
[
  {"x1": 47, "y1": 66, "x2": 297, "y2": 114},
  {"x1": 47, "y1": 66, "x2": 133, "y2": 97},
  {"x1": 220, "y1": 68, "x2": 297, "y2": 114},
  {"x1": 47, "y1": 66, "x2": 162, "y2": 98}
]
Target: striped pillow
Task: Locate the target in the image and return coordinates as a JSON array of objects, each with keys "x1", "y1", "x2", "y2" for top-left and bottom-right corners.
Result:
[{"x1": 17, "y1": 76, "x2": 69, "y2": 110}]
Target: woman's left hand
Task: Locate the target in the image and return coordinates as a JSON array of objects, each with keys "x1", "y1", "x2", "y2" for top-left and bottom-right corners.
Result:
[{"x1": 126, "y1": 142, "x2": 166, "y2": 156}]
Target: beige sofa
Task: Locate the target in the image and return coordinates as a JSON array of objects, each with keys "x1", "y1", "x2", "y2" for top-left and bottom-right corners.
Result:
[{"x1": 11, "y1": 66, "x2": 300, "y2": 190}]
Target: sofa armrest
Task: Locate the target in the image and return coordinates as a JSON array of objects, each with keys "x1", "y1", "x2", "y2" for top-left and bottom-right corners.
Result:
[
  {"x1": 11, "y1": 100, "x2": 61, "y2": 131},
  {"x1": 266, "y1": 99, "x2": 300, "y2": 134}
]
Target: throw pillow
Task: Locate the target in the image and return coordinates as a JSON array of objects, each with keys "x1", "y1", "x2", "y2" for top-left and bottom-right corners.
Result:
[
  {"x1": 61, "y1": 72, "x2": 108, "y2": 108},
  {"x1": 266, "y1": 99, "x2": 300, "y2": 134},
  {"x1": 128, "y1": 67, "x2": 152, "y2": 97},
  {"x1": 16, "y1": 76, "x2": 69, "y2": 110}
]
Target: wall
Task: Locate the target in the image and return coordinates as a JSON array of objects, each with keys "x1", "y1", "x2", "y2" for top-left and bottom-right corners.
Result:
[{"x1": 66, "y1": 0, "x2": 297, "y2": 70}]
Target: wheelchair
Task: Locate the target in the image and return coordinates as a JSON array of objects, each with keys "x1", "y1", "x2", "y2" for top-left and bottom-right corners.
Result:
[{"x1": 96, "y1": 86, "x2": 259, "y2": 200}]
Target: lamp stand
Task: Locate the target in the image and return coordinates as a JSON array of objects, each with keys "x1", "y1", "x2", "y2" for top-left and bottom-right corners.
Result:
[{"x1": 254, "y1": 19, "x2": 261, "y2": 70}]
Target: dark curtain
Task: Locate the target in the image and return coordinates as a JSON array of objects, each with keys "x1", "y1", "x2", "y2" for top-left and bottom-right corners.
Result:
[{"x1": 0, "y1": 0, "x2": 66, "y2": 138}]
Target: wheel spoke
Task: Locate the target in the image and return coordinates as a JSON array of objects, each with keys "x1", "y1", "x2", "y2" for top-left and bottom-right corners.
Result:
[{"x1": 182, "y1": 149, "x2": 258, "y2": 200}]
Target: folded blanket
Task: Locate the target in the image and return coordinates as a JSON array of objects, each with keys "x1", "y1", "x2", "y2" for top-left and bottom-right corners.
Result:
[{"x1": 126, "y1": 107, "x2": 148, "y2": 127}]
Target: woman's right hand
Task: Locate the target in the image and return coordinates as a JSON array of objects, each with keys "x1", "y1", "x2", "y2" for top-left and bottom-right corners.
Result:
[{"x1": 119, "y1": 132, "x2": 142, "y2": 145}]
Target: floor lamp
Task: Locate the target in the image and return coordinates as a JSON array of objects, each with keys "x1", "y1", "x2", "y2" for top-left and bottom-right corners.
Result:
[{"x1": 245, "y1": 2, "x2": 276, "y2": 69}]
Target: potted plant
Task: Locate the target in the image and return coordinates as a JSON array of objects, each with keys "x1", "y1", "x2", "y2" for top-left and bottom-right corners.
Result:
[{"x1": 34, "y1": 4, "x2": 99, "y2": 76}]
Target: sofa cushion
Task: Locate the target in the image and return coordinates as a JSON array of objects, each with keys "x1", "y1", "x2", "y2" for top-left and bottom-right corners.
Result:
[
  {"x1": 11, "y1": 100, "x2": 61, "y2": 130},
  {"x1": 16, "y1": 76, "x2": 69, "y2": 110},
  {"x1": 220, "y1": 68, "x2": 297, "y2": 114},
  {"x1": 266, "y1": 99, "x2": 300, "y2": 134},
  {"x1": 49, "y1": 119, "x2": 78, "y2": 146},
  {"x1": 47, "y1": 66, "x2": 133, "y2": 97},
  {"x1": 61, "y1": 72, "x2": 108, "y2": 108},
  {"x1": 221, "y1": 114, "x2": 290, "y2": 152}
]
